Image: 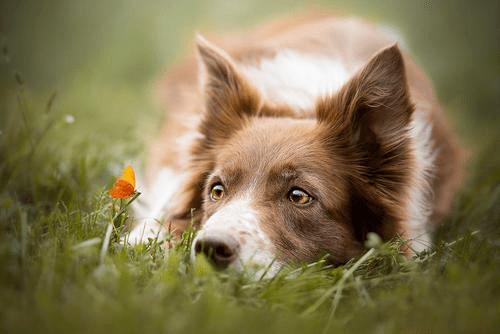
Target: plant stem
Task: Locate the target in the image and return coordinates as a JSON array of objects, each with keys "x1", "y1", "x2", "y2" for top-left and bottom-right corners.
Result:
[{"x1": 99, "y1": 192, "x2": 141, "y2": 264}]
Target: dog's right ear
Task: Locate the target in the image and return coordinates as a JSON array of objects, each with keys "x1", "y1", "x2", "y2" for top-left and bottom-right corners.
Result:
[
  {"x1": 196, "y1": 35, "x2": 261, "y2": 146},
  {"x1": 162, "y1": 37, "x2": 261, "y2": 229}
]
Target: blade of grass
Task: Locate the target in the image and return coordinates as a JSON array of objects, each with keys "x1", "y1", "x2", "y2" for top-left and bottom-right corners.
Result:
[
  {"x1": 322, "y1": 248, "x2": 376, "y2": 332},
  {"x1": 301, "y1": 248, "x2": 376, "y2": 317}
]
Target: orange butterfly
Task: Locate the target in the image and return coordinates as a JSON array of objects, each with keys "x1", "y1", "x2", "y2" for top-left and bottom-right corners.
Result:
[{"x1": 109, "y1": 165, "x2": 136, "y2": 198}]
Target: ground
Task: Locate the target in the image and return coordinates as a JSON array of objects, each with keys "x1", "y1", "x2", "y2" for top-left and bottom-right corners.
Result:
[{"x1": 0, "y1": 1, "x2": 499, "y2": 333}]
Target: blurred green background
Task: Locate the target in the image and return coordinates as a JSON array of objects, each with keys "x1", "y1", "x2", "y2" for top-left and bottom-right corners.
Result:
[
  {"x1": 0, "y1": 2, "x2": 499, "y2": 333},
  {"x1": 1, "y1": 0, "x2": 499, "y2": 153}
]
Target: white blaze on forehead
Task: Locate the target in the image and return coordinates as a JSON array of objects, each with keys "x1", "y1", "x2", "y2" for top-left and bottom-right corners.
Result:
[{"x1": 192, "y1": 196, "x2": 280, "y2": 275}]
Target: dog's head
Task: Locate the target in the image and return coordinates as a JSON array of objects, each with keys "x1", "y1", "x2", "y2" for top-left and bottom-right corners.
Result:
[{"x1": 171, "y1": 37, "x2": 415, "y2": 273}]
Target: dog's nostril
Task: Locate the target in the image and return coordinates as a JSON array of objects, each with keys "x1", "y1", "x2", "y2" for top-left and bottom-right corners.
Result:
[
  {"x1": 194, "y1": 241, "x2": 203, "y2": 254},
  {"x1": 215, "y1": 244, "x2": 232, "y2": 258},
  {"x1": 194, "y1": 235, "x2": 239, "y2": 269}
]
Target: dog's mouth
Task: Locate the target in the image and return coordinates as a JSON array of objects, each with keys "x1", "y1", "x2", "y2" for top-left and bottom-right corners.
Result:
[{"x1": 190, "y1": 229, "x2": 282, "y2": 278}]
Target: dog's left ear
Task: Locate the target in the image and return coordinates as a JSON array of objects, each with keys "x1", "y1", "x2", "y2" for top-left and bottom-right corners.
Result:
[
  {"x1": 316, "y1": 44, "x2": 413, "y2": 149},
  {"x1": 196, "y1": 35, "x2": 261, "y2": 146},
  {"x1": 316, "y1": 45, "x2": 415, "y2": 241}
]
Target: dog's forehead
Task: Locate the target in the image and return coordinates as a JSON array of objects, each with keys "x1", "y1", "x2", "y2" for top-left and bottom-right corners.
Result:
[
  {"x1": 217, "y1": 117, "x2": 321, "y2": 166},
  {"x1": 210, "y1": 117, "x2": 345, "y2": 194}
]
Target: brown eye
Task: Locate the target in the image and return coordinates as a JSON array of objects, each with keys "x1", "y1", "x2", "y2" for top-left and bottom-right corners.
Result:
[
  {"x1": 210, "y1": 184, "x2": 225, "y2": 201},
  {"x1": 288, "y1": 188, "x2": 313, "y2": 205}
]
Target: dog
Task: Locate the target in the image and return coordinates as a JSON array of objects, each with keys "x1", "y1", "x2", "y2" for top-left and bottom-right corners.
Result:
[{"x1": 127, "y1": 13, "x2": 464, "y2": 273}]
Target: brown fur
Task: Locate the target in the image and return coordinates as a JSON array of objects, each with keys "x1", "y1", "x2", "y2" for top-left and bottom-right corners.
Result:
[{"x1": 149, "y1": 13, "x2": 464, "y2": 264}]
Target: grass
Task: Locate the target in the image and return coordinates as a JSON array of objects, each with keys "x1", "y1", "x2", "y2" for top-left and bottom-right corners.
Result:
[{"x1": 0, "y1": 1, "x2": 499, "y2": 333}]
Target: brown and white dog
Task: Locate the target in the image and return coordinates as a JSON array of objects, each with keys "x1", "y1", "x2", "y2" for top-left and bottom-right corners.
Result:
[{"x1": 127, "y1": 13, "x2": 464, "y2": 273}]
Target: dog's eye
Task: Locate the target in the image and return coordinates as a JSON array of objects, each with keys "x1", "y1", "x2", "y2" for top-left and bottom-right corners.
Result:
[
  {"x1": 210, "y1": 183, "x2": 225, "y2": 201},
  {"x1": 288, "y1": 188, "x2": 313, "y2": 205}
]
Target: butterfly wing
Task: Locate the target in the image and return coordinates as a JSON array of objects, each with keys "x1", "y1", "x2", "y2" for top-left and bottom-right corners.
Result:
[
  {"x1": 119, "y1": 165, "x2": 136, "y2": 188},
  {"x1": 109, "y1": 179, "x2": 135, "y2": 198}
]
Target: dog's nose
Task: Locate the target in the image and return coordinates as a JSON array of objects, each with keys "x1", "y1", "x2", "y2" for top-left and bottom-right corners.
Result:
[{"x1": 194, "y1": 234, "x2": 239, "y2": 269}]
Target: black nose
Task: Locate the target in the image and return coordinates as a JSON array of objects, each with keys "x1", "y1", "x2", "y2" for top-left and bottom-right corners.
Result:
[{"x1": 194, "y1": 234, "x2": 239, "y2": 269}]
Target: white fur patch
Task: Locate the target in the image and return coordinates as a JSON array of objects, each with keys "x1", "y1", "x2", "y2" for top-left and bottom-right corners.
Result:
[
  {"x1": 191, "y1": 196, "x2": 281, "y2": 276},
  {"x1": 406, "y1": 111, "x2": 436, "y2": 252},
  {"x1": 126, "y1": 168, "x2": 185, "y2": 244},
  {"x1": 175, "y1": 115, "x2": 204, "y2": 166},
  {"x1": 241, "y1": 50, "x2": 353, "y2": 111}
]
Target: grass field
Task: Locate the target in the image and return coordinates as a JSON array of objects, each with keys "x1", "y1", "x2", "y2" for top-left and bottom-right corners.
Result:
[{"x1": 1, "y1": 1, "x2": 499, "y2": 333}]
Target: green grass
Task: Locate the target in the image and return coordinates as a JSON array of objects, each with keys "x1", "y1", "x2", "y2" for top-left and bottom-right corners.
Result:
[{"x1": 0, "y1": 1, "x2": 499, "y2": 333}]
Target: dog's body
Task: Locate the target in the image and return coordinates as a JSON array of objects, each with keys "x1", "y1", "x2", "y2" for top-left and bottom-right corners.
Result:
[{"x1": 129, "y1": 13, "x2": 463, "y2": 272}]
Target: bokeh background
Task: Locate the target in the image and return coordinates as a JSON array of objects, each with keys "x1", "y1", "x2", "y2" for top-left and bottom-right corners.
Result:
[
  {"x1": 0, "y1": 1, "x2": 499, "y2": 333},
  {"x1": 1, "y1": 0, "x2": 499, "y2": 153}
]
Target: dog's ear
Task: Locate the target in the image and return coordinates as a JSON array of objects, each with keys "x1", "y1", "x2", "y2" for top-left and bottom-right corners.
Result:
[
  {"x1": 316, "y1": 45, "x2": 415, "y2": 241},
  {"x1": 317, "y1": 44, "x2": 413, "y2": 150},
  {"x1": 163, "y1": 37, "x2": 261, "y2": 231},
  {"x1": 196, "y1": 35, "x2": 261, "y2": 146}
]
